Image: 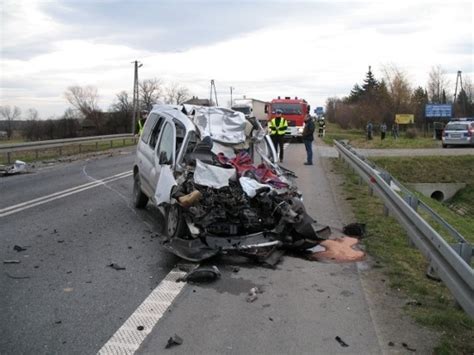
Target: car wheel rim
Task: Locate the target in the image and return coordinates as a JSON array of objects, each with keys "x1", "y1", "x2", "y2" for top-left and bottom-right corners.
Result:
[{"x1": 167, "y1": 205, "x2": 178, "y2": 236}]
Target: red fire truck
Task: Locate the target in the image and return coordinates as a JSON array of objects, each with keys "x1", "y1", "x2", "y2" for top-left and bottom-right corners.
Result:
[{"x1": 265, "y1": 96, "x2": 310, "y2": 139}]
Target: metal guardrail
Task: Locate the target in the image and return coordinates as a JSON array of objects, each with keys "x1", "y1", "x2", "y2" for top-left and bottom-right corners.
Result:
[
  {"x1": 0, "y1": 134, "x2": 136, "y2": 164},
  {"x1": 334, "y1": 140, "x2": 474, "y2": 317}
]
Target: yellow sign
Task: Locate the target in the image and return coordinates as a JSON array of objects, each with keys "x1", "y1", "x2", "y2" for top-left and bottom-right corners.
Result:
[{"x1": 395, "y1": 114, "x2": 414, "y2": 124}]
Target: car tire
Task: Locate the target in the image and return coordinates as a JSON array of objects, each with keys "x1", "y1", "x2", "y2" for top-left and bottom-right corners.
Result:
[
  {"x1": 133, "y1": 172, "x2": 148, "y2": 208},
  {"x1": 442, "y1": 144, "x2": 448, "y2": 148},
  {"x1": 166, "y1": 204, "x2": 188, "y2": 239}
]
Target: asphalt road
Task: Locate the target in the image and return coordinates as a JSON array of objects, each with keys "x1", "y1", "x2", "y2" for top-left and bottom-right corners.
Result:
[{"x1": 1, "y1": 143, "x2": 439, "y2": 354}]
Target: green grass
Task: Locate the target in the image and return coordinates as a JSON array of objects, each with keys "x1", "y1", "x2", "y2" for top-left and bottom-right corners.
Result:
[
  {"x1": 323, "y1": 122, "x2": 441, "y2": 148},
  {"x1": 372, "y1": 156, "x2": 474, "y2": 183},
  {"x1": 332, "y1": 157, "x2": 474, "y2": 354},
  {"x1": 0, "y1": 138, "x2": 137, "y2": 165}
]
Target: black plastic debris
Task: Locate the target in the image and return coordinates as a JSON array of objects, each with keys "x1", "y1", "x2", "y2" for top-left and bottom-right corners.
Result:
[
  {"x1": 388, "y1": 341, "x2": 394, "y2": 347},
  {"x1": 165, "y1": 334, "x2": 183, "y2": 349},
  {"x1": 343, "y1": 223, "x2": 366, "y2": 238},
  {"x1": 3, "y1": 260, "x2": 21, "y2": 264},
  {"x1": 177, "y1": 266, "x2": 220, "y2": 283},
  {"x1": 402, "y1": 343, "x2": 416, "y2": 352},
  {"x1": 335, "y1": 336, "x2": 349, "y2": 347},
  {"x1": 5, "y1": 272, "x2": 30, "y2": 279},
  {"x1": 107, "y1": 263, "x2": 126, "y2": 271},
  {"x1": 13, "y1": 245, "x2": 27, "y2": 252},
  {"x1": 137, "y1": 326, "x2": 144, "y2": 331}
]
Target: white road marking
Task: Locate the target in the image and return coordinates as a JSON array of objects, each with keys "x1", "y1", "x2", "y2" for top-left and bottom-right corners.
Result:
[
  {"x1": 0, "y1": 171, "x2": 132, "y2": 217},
  {"x1": 98, "y1": 268, "x2": 188, "y2": 355}
]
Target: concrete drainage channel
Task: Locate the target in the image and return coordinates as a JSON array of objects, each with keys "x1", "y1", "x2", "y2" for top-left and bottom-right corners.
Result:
[{"x1": 408, "y1": 183, "x2": 466, "y2": 202}]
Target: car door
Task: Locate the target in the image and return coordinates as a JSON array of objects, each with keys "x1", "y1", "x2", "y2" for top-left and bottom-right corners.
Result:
[{"x1": 149, "y1": 119, "x2": 176, "y2": 199}]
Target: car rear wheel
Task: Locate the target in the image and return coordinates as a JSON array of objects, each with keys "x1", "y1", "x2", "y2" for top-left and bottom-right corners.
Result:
[
  {"x1": 166, "y1": 204, "x2": 188, "y2": 238},
  {"x1": 133, "y1": 172, "x2": 148, "y2": 208}
]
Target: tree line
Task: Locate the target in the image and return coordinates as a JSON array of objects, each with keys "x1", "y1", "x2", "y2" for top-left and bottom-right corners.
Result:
[
  {"x1": 0, "y1": 79, "x2": 191, "y2": 140},
  {"x1": 325, "y1": 65, "x2": 474, "y2": 129}
]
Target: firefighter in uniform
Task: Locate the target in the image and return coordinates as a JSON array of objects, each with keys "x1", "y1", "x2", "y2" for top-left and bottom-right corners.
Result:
[{"x1": 269, "y1": 109, "x2": 288, "y2": 162}]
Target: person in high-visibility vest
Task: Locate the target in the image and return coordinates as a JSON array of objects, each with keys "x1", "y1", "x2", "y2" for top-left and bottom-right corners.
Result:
[
  {"x1": 268, "y1": 109, "x2": 288, "y2": 162},
  {"x1": 137, "y1": 119, "x2": 144, "y2": 136}
]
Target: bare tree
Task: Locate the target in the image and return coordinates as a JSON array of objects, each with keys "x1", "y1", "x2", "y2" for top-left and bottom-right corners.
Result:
[
  {"x1": 139, "y1": 78, "x2": 163, "y2": 111},
  {"x1": 382, "y1": 64, "x2": 412, "y2": 113},
  {"x1": 111, "y1": 91, "x2": 133, "y2": 113},
  {"x1": 0, "y1": 105, "x2": 21, "y2": 139},
  {"x1": 109, "y1": 91, "x2": 134, "y2": 133},
  {"x1": 427, "y1": 65, "x2": 450, "y2": 103},
  {"x1": 64, "y1": 85, "x2": 102, "y2": 133},
  {"x1": 165, "y1": 82, "x2": 191, "y2": 105}
]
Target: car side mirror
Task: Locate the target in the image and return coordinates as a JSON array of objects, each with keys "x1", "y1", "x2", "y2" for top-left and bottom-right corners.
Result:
[{"x1": 159, "y1": 151, "x2": 170, "y2": 165}]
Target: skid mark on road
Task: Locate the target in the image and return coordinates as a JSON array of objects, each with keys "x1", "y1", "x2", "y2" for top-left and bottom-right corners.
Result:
[{"x1": 0, "y1": 171, "x2": 132, "y2": 218}]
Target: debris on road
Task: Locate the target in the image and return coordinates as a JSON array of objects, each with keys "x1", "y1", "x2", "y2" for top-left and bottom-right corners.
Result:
[
  {"x1": 0, "y1": 160, "x2": 31, "y2": 176},
  {"x1": 342, "y1": 223, "x2": 366, "y2": 238},
  {"x1": 246, "y1": 286, "x2": 261, "y2": 303},
  {"x1": 165, "y1": 334, "x2": 183, "y2": 349},
  {"x1": 5, "y1": 272, "x2": 30, "y2": 279},
  {"x1": 3, "y1": 260, "x2": 21, "y2": 264},
  {"x1": 13, "y1": 245, "x2": 27, "y2": 252},
  {"x1": 402, "y1": 342, "x2": 416, "y2": 352},
  {"x1": 335, "y1": 336, "x2": 349, "y2": 347},
  {"x1": 177, "y1": 265, "x2": 221, "y2": 283},
  {"x1": 107, "y1": 263, "x2": 126, "y2": 271}
]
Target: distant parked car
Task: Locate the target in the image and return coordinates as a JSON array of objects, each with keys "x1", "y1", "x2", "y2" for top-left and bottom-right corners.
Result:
[{"x1": 442, "y1": 119, "x2": 474, "y2": 148}]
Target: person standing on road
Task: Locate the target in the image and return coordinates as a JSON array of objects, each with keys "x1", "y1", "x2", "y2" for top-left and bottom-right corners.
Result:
[
  {"x1": 302, "y1": 114, "x2": 315, "y2": 165},
  {"x1": 269, "y1": 109, "x2": 288, "y2": 162},
  {"x1": 366, "y1": 121, "x2": 373, "y2": 140},
  {"x1": 380, "y1": 122, "x2": 387, "y2": 140}
]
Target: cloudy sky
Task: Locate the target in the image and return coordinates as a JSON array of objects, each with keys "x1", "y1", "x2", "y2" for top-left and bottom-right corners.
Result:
[{"x1": 0, "y1": 0, "x2": 473, "y2": 118}]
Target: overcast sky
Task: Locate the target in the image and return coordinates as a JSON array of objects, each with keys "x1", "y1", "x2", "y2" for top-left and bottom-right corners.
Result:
[{"x1": 0, "y1": 0, "x2": 473, "y2": 118}]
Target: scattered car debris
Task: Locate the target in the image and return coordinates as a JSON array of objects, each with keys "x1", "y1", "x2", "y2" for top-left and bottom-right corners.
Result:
[
  {"x1": 402, "y1": 343, "x2": 416, "y2": 352},
  {"x1": 3, "y1": 260, "x2": 21, "y2": 264},
  {"x1": 0, "y1": 160, "x2": 31, "y2": 176},
  {"x1": 246, "y1": 287, "x2": 261, "y2": 303},
  {"x1": 335, "y1": 336, "x2": 349, "y2": 347},
  {"x1": 342, "y1": 223, "x2": 366, "y2": 238},
  {"x1": 133, "y1": 105, "x2": 331, "y2": 263},
  {"x1": 388, "y1": 341, "x2": 395, "y2": 347},
  {"x1": 165, "y1": 334, "x2": 183, "y2": 349},
  {"x1": 5, "y1": 272, "x2": 30, "y2": 279},
  {"x1": 13, "y1": 245, "x2": 27, "y2": 252},
  {"x1": 107, "y1": 263, "x2": 126, "y2": 271},
  {"x1": 177, "y1": 265, "x2": 221, "y2": 283}
]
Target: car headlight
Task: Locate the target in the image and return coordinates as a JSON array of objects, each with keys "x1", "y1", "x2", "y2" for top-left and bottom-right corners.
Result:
[{"x1": 297, "y1": 127, "x2": 303, "y2": 133}]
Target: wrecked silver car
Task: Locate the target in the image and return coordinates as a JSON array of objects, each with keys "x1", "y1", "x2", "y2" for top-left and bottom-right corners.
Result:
[{"x1": 133, "y1": 104, "x2": 329, "y2": 262}]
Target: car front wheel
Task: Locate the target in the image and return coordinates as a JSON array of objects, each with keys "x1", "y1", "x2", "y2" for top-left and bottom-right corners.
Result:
[
  {"x1": 133, "y1": 172, "x2": 148, "y2": 208},
  {"x1": 166, "y1": 204, "x2": 188, "y2": 238}
]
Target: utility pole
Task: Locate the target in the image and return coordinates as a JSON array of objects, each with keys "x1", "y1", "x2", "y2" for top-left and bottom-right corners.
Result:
[
  {"x1": 454, "y1": 70, "x2": 466, "y2": 116},
  {"x1": 210, "y1": 80, "x2": 218, "y2": 106},
  {"x1": 230, "y1": 86, "x2": 234, "y2": 108},
  {"x1": 131, "y1": 60, "x2": 143, "y2": 134}
]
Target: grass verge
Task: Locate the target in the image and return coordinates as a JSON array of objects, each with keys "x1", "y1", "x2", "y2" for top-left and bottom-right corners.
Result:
[
  {"x1": 332, "y1": 157, "x2": 474, "y2": 354},
  {"x1": 323, "y1": 122, "x2": 441, "y2": 148},
  {"x1": 0, "y1": 138, "x2": 137, "y2": 165}
]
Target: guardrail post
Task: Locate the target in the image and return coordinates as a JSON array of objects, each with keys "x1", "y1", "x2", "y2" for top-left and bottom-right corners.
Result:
[
  {"x1": 79, "y1": 144, "x2": 82, "y2": 154},
  {"x1": 35, "y1": 150, "x2": 38, "y2": 160},
  {"x1": 358, "y1": 176, "x2": 363, "y2": 185},
  {"x1": 59, "y1": 147, "x2": 62, "y2": 156},
  {"x1": 368, "y1": 186, "x2": 373, "y2": 196},
  {"x1": 383, "y1": 205, "x2": 389, "y2": 216},
  {"x1": 95, "y1": 142, "x2": 98, "y2": 151},
  {"x1": 450, "y1": 242, "x2": 473, "y2": 265},
  {"x1": 123, "y1": 139, "x2": 126, "y2": 146},
  {"x1": 110, "y1": 140, "x2": 113, "y2": 148}
]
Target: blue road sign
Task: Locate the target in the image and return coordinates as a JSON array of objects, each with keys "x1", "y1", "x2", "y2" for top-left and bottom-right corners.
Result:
[{"x1": 425, "y1": 104, "x2": 452, "y2": 118}]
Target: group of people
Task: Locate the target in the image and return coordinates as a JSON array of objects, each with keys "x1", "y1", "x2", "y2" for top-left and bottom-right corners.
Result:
[
  {"x1": 366, "y1": 121, "x2": 399, "y2": 140},
  {"x1": 268, "y1": 109, "x2": 317, "y2": 166}
]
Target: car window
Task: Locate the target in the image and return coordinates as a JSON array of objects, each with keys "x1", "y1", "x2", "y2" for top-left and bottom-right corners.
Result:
[
  {"x1": 149, "y1": 115, "x2": 165, "y2": 149},
  {"x1": 446, "y1": 123, "x2": 468, "y2": 131},
  {"x1": 140, "y1": 113, "x2": 158, "y2": 144},
  {"x1": 175, "y1": 121, "x2": 186, "y2": 153},
  {"x1": 157, "y1": 122, "x2": 174, "y2": 165}
]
